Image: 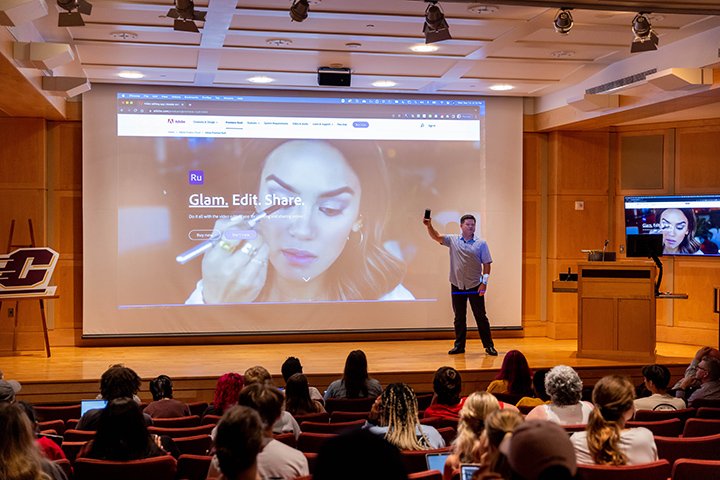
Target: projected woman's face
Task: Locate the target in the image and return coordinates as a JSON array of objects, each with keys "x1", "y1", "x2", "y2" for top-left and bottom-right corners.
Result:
[
  {"x1": 257, "y1": 141, "x2": 362, "y2": 285},
  {"x1": 660, "y1": 208, "x2": 689, "y2": 253}
]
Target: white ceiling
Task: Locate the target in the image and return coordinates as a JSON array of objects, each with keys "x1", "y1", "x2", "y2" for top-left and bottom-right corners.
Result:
[{"x1": 4, "y1": 0, "x2": 720, "y2": 122}]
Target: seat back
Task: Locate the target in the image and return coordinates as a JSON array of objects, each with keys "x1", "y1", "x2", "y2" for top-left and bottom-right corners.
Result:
[
  {"x1": 186, "y1": 402, "x2": 209, "y2": 417},
  {"x1": 634, "y1": 407, "x2": 696, "y2": 428},
  {"x1": 34, "y1": 404, "x2": 82, "y2": 423},
  {"x1": 671, "y1": 459, "x2": 720, "y2": 480},
  {"x1": 409, "y1": 470, "x2": 443, "y2": 480},
  {"x1": 696, "y1": 407, "x2": 720, "y2": 419},
  {"x1": 324, "y1": 397, "x2": 376, "y2": 413},
  {"x1": 576, "y1": 460, "x2": 670, "y2": 480},
  {"x1": 330, "y1": 410, "x2": 369, "y2": 423},
  {"x1": 151, "y1": 415, "x2": 201, "y2": 428},
  {"x1": 561, "y1": 424, "x2": 586, "y2": 433},
  {"x1": 38, "y1": 419, "x2": 66, "y2": 435},
  {"x1": 60, "y1": 441, "x2": 88, "y2": 463},
  {"x1": 63, "y1": 429, "x2": 96, "y2": 441},
  {"x1": 303, "y1": 452, "x2": 318, "y2": 474},
  {"x1": 201, "y1": 414, "x2": 222, "y2": 425},
  {"x1": 401, "y1": 447, "x2": 452, "y2": 474},
  {"x1": 173, "y1": 434, "x2": 213, "y2": 456},
  {"x1": 625, "y1": 418, "x2": 682, "y2": 437},
  {"x1": 177, "y1": 454, "x2": 212, "y2": 480},
  {"x1": 682, "y1": 418, "x2": 720, "y2": 437},
  {"x1": 148, "y1": 423, "x2": 215, "y2": 438},
  {"x1": 416, "y1": 394, "x2": 434, "y2": 411},
  {"x1": 490, "y1": 392, "x2": 524, "y2": 405},
  {"x1": 74, "y1": 455, "x2": 177, "y2": 480},
  {"x1": 297, "y1": 432, "x2": 337, "y2": 453},
  {"x1": 273, "y1": 432, "x2": 297, "y2": 449},
  {"x1": 300, "y1": 419, "x2": 365, "y2": 434},
  {"x1": 294, "y1": 411, "x2": 330, "y2": 423},
  {"x1": 436, "y1": 426, "x2": 456, "y2": 445},
  {"x1": 655, "y1": 433, "x2": 720, "y2": 466},
  {"x1": 690, "y1": 398, "x2": 720, "y2": 409}
]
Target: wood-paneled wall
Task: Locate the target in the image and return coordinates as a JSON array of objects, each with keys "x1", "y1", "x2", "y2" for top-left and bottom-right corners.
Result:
[
  {"x1": 524, "y1": 120, "x2": 720, "y2": 346},
  {"x1": 1, "y1": 115, "x2": 718, "y2": 349}
]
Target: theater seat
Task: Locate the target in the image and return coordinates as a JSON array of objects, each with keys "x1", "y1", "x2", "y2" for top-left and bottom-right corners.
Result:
[
  {"x1": 151, "y1": 415, "x2": 201, "y2": 428},
  {"x1": 401, "y1": 447, "x2": 452, "y2": 474},
  {"x1": 74, "y1": 455, "x2": 177, "y2": 480},
  {"x1": 682, "y1": 418, "x2": 720, "y2": 437},
  {"x1": 655, "y1": 433, "x2": 720, "y2": 466},
  {"x1": 672, "y1": 459, "x2": 720, "y2": 480},
  {"x1": 625, "y1": 418, "x2": 682, "y2": 437},
  {"x1": 176, "y1": 454, "x2": 212, "y2": 480},
  {"x1": 576, "y1": 460, "x2": 670, "y2": 480}
]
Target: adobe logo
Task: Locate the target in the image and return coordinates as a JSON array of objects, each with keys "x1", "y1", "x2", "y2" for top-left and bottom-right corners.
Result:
[{"x1": 189, "y1": 170, "x2": 204, "y2": 185}]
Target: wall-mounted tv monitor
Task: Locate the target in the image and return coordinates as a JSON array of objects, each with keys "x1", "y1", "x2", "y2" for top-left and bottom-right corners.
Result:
[{"x1": 624, "y1": 195, "x2": 720, "y2": 256}]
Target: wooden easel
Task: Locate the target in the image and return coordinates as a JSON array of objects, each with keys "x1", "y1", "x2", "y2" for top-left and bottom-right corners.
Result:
[{"x1": 1, "y1": 219, "x2": 54, "y2": 357}]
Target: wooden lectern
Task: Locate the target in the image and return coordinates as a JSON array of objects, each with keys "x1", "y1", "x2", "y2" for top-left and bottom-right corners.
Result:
[{"x1": 577, "y1": 261, "x2": 657, "y2": 362}]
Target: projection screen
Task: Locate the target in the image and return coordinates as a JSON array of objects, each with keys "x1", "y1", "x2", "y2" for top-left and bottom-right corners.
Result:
[{"x1": 83, "y1": 84, "x2": 522, "y2": 337}]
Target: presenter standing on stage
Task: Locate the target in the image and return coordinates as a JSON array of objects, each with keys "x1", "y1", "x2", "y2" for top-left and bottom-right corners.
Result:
[{"x1": 424, "y1": 212, "x2": 497, "y2": 356}]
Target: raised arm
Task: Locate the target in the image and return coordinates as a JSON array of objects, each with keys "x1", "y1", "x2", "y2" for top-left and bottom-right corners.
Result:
[{"x1": 423, "y1": 218, "x2": 443, "y2": 244}]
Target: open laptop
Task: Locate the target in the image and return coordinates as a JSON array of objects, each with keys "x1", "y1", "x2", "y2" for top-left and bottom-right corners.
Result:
[
  {"x1": 425, "y1": 452, "x2": 450, "y2": 472},
  {"x1": 80, "y1": 399, "x2": 107, "y2": 416}
]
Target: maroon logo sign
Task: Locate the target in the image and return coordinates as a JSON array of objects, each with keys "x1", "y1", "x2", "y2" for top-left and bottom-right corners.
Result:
[{"x1": 0, "y1": 248, "x2": 58, "y2": 297}]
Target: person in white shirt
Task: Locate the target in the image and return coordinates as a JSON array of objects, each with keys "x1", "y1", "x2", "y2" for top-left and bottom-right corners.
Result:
[
  {"x1": 571, "y1": 375, "x2": 658, "y2": 466},
  {"x1": 634, "y1": 364, "x2": 686, "y2": 411},
  {"x1": 525, "y1": 365, "x2": 594, "y2": 425}
]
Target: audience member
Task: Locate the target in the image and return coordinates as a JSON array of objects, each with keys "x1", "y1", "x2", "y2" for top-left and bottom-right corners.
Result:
[
  {"x1": 486, "y1": 350, "x2": 533, "y2": 397},
  {"x1": 516, "y1": 369, "x2": 551, "y2": 408},
  {"x1": 672, "y1": 346, "x2": 720, "y2": 390},
  {"x1": 210, "y1": 406, "x2": 265, "y2": 480},
  {"x1": 78, "y1": 364, "x2": 150, "y2": 430},
  {"x1": 314, "y1": 429, "x2": 408, "y2": 480},
  {"x1": 237, "y1": 382, "x2": 309, "y2": 479},
  {"x1": 17, "y1": 401, "x2": 66, "y2": 461},
  {"x1": 144, "y1": 374, "x2": 191, "y2": 418},
  {"x1": 284, "y1": 373, "x2": 326, "y2": 417},
  {"x1": 443, "y1": 391, "x2": 500, "y2": 480},
  {"x1": 79, "y1": 398, "x2": 175, "y2": 461},
  {"x1": 676, "y1": 355, "x2": 720, "y2": 407},
  {"x1": 424, "y1": 366, "x2": 465, "y2": 420},
  {"x1": 204, "y1": 372, "x2": 244, "y2": 417},
  {"x1": 634, "y1": 365, "x2": 686, "y2": 411},
  {"x1": 0, "y1": 402, "x2": 67, "y2": 480},
  {"x1": 364, "y1": 382, "x2": 445, "y2": 450},
  {"x1": 525, "y1": 365, "x2": 593, "y2": 425},
  {"x1": 324, "y1": 350, "x2": 382, "y2": 400},
  {"x1": 244, "y1": 365, "x2": 272, "y2": 386},
  {"x1": 0, "y1": 378, "x2": 21, "y2": 404},
  {"x1": 505, "y1": 420, "x2": 577, "y2": 480},
  {"x1": 570, "y1": 375, "x2": 657, "y2": 465},
  {"x1": 243, "y1": 365, "x2": 301, "y2": 439},
  {"x1": 476, "y1": 409, "x2": 524, "y2": 479},
  {"x1": 281, "y1": 356, "x2": 323, "y2": 403}
]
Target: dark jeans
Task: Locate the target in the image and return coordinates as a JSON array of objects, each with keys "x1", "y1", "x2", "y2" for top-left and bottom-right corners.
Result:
[{"x1": 451, "y1": 284, "x2": 494, "y2": 349}]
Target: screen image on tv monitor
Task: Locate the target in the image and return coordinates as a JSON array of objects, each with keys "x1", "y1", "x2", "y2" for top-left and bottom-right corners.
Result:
[{"x1": 624, "y1": 195, "x2": 720, "y2": 257}]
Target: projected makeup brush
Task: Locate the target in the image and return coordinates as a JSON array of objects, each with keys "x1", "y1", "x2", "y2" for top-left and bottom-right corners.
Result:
[{"x1": 176, "y1": 203, "x2": 284, "y2": 264}]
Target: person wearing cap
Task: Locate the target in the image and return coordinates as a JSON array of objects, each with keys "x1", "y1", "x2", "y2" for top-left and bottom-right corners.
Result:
[
  {"x1": 0, "y1": 378, "x2": 22, "y2": 404},
  {"x1": 504, "y1": 420, "x2": 578, "y2": 480}
]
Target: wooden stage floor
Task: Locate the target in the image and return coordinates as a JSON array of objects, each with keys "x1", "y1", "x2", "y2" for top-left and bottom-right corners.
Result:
[{"x1": 1, "y1": 337, "x2": 701, "y2": 405}]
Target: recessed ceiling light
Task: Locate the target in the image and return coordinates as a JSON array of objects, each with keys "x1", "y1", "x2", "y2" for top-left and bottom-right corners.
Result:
[
  {"x1": 489, "y1": 84, "x2": 514, "y2": 91},
  {"x1": 372, "y1": 80, "x2": 397, "y2": 88},
  {"x1": 467, "y1": 5, "x2": 499, "y2": 15},
  {"x1": 118, "y1": 71, "x2": 144, "y2": 79},
  {"x1": 266, "y1": 38, "x2": 292, "y2": 47},
  {"x1": 247, "y1": 75, "x2": 275, "y2": 84},
  {"x1": 410, "y1": 44, "x2": 439, "y2": 53}
]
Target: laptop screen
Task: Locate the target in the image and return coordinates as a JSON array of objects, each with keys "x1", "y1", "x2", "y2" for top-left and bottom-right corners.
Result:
[
  {"x1": 426, "y1": 452, "x2": 449, "y2": 472},
  {"x1": 80, "y1": 399, "x2": 108, "y2": 416}
]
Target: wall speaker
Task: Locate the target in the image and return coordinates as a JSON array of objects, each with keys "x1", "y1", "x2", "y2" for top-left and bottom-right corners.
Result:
[{"x1": 317, "y1": 67, "x2": 351, "y2": 87}]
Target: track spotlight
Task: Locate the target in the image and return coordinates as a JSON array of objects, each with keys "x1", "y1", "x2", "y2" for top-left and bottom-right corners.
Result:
[
  {"x1": 553, "y1": 8, "x2": 573, "y2": 35},
  {"x1": 167, "y1": 0, "x2": 206, "y2": 33},
  {"x1": 57, "y1": 0, "x2": 91, "y2": 27},
  {"x1": 289, "y1": 0, "x2": 309, "y2": 22},
  {"x1": 423, "y1": 1, "x2": 451, "y2": 44},
  {"x1": 630, "y1": 13, "x2": 658, "y2": 53}
]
